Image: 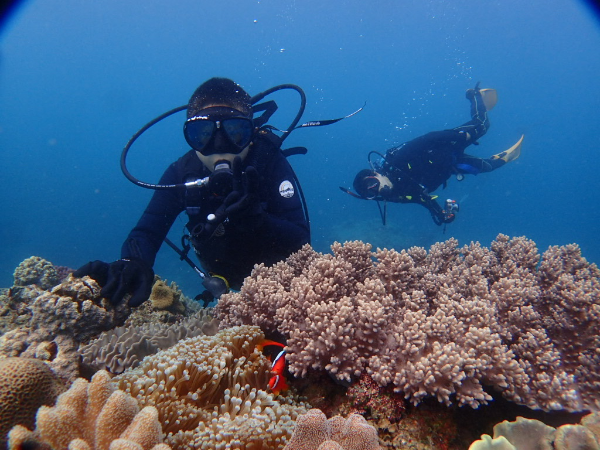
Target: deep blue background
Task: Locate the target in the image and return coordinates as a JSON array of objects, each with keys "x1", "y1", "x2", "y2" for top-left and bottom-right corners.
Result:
[{"x1": 1, "y1": 0, "x2": 599, "y2": 296}]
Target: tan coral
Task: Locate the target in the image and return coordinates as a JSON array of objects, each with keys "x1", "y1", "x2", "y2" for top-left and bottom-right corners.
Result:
[
  {"x1": 554, "y1": 424, "x2": 600, "y2": 450},
  {"x1": 283, "y1": 409, "x2": 383, "y2": 450},
  {"x1": 149, "y1": 280, "x2": 175, "y2": 310},
  {"x1": 7, "y1": 370, "x2": 169, "y2": 450},
  {"x1": 114, "y1": 325, "x2": 308, "y2": 450},
  {"x1": 492, "y1": 416, "x2": 555, "y2": 450},
  {"x1": 13, "y1": 256, "x2": 59, "y2": 290},
  {"x1": 216, "y1": 235, "x2": 600, "y2": 412},
  {"x1": 468, "y1": 435, "x2": 516, "y2": 450},
  {"x1": 0, "y1": 357, "x2": 64, "y2": 448},
  {"x1": 469, "y1": 412, "x2": 600, "y2": 450}
]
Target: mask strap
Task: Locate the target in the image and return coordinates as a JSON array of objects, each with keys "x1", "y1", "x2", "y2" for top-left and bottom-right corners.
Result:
[{"x1": 252, "y1": 100, "x2": 278, "y2": 128}]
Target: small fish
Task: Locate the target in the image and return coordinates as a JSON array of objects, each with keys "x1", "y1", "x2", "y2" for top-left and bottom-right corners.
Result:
[
  {"x1": 268, "y1": 348, "x2": 289, "y2": 395},
  {"x1": 257, "y1": 339, "x2": 289, "y2": 395}
]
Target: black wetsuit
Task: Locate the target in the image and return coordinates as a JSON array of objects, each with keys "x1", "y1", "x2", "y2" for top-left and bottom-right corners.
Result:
[
  {"x1": 121, "y1": 130, "x2": 310, "y2": 289},
  {"x1": 379, "y1": 90, "x2": 505, "y2": 225}
]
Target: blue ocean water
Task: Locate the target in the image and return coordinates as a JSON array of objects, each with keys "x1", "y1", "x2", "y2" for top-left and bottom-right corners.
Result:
[{"x1": 0, "y1": 0, "x2": 599, "y2": 297}]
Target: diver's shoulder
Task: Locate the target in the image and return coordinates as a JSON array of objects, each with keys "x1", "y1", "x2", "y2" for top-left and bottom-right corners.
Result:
[{"x1": 254, "y1": 128, "x2": 283, "y2": 149}]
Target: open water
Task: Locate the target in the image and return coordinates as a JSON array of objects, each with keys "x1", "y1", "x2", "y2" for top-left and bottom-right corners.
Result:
[{"x1": 1, "y1": 0, "x2": 599, "y2": 297}]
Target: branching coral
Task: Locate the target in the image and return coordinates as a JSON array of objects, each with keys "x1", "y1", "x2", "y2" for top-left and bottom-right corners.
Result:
[
  {"x1": 7, "y1": 370, "x2": 170, "y2": 450},
  {"x1": 216, "y1": 235, "x2": 600, "y2": 412},
  {"x1": 114, "y1": 325, "x2": 308, "y2": 450}
]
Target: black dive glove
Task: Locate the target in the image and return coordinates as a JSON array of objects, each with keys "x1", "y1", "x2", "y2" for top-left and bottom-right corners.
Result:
[
  {"x1": 73, "y1": 258, "x2": 154, "y2": 307},
  {"x1": 432, "y1": 209, "x2": 456, "y2": 226},
  {"x1": 209, "y1": 157, "x2": 264, "y2": 229}
]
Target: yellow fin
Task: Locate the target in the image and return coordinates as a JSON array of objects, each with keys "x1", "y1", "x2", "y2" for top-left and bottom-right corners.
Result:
[
  {"x1": 491, "y1": 135, "x2": 524, "y2": 163},
  {"x1": 480, "y1": 88, "x2": 498, "y2": 111}
]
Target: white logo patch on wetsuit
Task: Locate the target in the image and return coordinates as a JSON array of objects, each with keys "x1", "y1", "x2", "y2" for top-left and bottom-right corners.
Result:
[{"x1": 279, "y1": 180, "x2": 295, "y2": 198}]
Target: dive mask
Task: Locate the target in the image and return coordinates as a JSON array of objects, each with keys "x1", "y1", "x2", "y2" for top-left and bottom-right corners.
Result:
[
  {"x1": 184, "y1": 107, "x2": 254, "y2": 155},
  {"x1": 361, "y1": 175, "x2": 381, "y2": 200}
]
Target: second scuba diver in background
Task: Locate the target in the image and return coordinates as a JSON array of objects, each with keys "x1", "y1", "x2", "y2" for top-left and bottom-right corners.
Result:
[{"x1": 343, "y1": 83, "x2": 524, "y2": 226}]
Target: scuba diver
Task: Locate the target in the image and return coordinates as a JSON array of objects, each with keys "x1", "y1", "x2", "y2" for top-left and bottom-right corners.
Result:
[
  {"x1": 75, "y1": 77, "x2": 358, "y2": 307},
  {"x1": 343, "y1": 83, "x2": 524, "y2": 226}
]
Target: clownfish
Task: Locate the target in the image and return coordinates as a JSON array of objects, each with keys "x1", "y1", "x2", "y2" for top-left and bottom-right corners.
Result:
[{"x1": 256, "y1": 339, "x2": 289, "y2": 395}]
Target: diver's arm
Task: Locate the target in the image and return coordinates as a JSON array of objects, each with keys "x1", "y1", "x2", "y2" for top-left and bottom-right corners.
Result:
[
  {"x1": 386, "y1": 184, "x2": 449, "y2": 226},
  {"x1": 422, "y1": 195, "x2": 454, "y2": 225},
  {"x1": 121, "y1": 163, "x2": 185, "y2": 266}
]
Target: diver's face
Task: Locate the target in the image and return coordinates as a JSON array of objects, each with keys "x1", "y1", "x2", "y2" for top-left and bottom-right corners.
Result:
[
  {"x1": 196, "y1": 146, "x2": 250, "y2": 172},
  {"x1": 361, "y1": 172, "x2": 393, "y2": 199},
  {"x1": 361, "y1": 174, "x2": 380, "y2": 199},
  {"x1": 185, "y1": 104, "x2": 254, "y2": 171}
]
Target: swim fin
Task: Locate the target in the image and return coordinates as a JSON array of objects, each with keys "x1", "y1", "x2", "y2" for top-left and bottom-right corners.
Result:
[
  {"x1": 480, "y1": 88, "x2": 498, "y2": 111},
  {"x1": 491, "y1": 134, "x2": 524, "y2": 163}
]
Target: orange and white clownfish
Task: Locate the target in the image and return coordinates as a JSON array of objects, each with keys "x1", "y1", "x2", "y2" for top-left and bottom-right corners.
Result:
[{"x1": 256, "y1": 339, "x2": 289, "y2": 395}]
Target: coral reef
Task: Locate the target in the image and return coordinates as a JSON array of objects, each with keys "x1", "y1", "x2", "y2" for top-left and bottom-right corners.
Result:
[
  {"x1": 0, "y1": 357, "x2": 65, "y2": 448},
  {"x1": 80, "y1": 310, "x2": 219, "y2": 374},
  {"x1": 344, "y1": 373, "x2": 406, "y2": 424},
  {"x1": 149, "y1": 278, "x2": 185, "y2": 313},
  {"x1": 282, "y1": 408, "x2": 383, "y2": 450},
  {"x1": 291, "y1": 371, "x2": 462, "y2": 450},
  {"x1": 7, "y1": 370, "x2": 170, "y2": 450},
  {"x1": 122, "y1": 279, "x2": 203, "y2": 329},
  {"x1": 216, "y1": 235, "x2": 600, "y2": 412},
  {"x1": 469, "y1": 412, "x2": 600, "y2": 450},
  {"x1": 0, "y1": 286, "x2": 39, "y2": 335},
  {"x1": 54, "y1": 265, "x2": 75, "y2": 282},
  {"x1": 1, "y1": 259, "x2": 75, "y2": 335},
  {"x1": 13, "y1": 256, "x2": 60, "y2": 290},
  {"x1": 114, "y1": 325, "x2": 308, "y2": 450},
  {"x1": 0, "y1": 275, "x2": 130, "y2": 382}
]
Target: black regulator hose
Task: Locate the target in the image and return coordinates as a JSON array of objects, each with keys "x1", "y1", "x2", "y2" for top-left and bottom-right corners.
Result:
[
  {"x1": 120, "y1": 84, "x2": 307, "y2": 190},
  {"x1": 251, "y1": 84, "x2": 306, "y2": 143},
  {"x1": 120, "y1": 105, "x2": 188, "y2": 190}
]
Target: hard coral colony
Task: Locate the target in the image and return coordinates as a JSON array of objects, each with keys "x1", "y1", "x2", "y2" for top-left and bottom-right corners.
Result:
[
  {"x1": 216, "y1": 234, "x2": 600, "y2": 412},
  {"x1": 0, "y1": 234, "x2": 598, "y2": 449}
]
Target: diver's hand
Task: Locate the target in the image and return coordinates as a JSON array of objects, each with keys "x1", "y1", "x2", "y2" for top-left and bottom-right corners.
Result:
[
  {"x1": 442, "y1": 211, "x2": 456, "y2": 223},
  {"x1": 206, "y1": 157, "x2": 264, "y2": 229},
  {"x1": 74, "y1": 258, "x2": 154, "y2": 307},
  {"x1": 223, "y1": 158, "x2": 264, "y2": 226}
]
